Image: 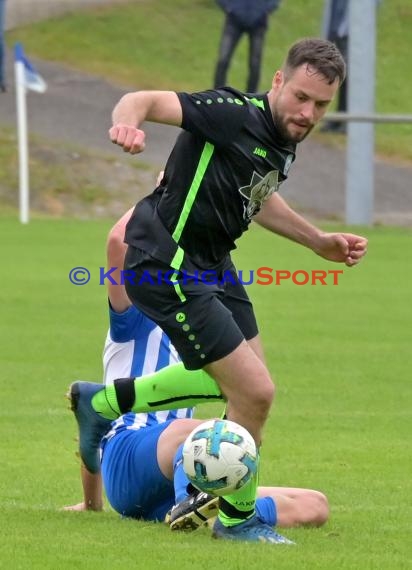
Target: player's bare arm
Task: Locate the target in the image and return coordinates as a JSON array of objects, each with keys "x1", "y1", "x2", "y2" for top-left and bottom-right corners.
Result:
[
  {"x1": 106, "y1": 208, "x2": 134, "y2": 313},
  {"x1": 254, "y1": 193, "x2": 367, "y2": 266},
  {"x1": 109, "y1": 91, "x2": 182, "y2": 154},
  {"x1": 253, "y1": 192, "x2": 324, "y2": 249},
  {"x1": 63, "y1": 463, "x2": 103, "y2": 512}
]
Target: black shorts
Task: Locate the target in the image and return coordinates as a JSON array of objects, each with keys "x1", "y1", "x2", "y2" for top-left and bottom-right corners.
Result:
[{"x1": 124, "y1": 247, "x2": 258, "y2": 370}]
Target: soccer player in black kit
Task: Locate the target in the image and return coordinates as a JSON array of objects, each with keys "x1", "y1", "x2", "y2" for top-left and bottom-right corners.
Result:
[{"x1": 71, "y1": 38, "x2": 367, "y2": 544}]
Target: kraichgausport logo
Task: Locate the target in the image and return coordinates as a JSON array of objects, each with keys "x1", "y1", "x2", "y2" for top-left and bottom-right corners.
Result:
[{"x1": 68, "y1": 267, "x2": 343, "y2": 286}]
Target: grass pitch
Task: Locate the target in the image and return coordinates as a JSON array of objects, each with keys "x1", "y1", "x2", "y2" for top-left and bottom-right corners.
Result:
[
  {"x1": 0, "y1": 216, "x2": 411, "y2": 569},
  {"x1": 1, "y1": 1, "x2": 411, "y2": 566}
]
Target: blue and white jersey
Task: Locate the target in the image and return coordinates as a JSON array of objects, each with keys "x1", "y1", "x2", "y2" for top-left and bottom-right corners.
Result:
[{"x1": 102, "y1": 303, "x2": 193, "y2": 442}]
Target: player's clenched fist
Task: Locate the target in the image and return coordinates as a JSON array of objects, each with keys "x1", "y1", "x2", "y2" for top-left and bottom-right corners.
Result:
[{"x1": 109, "y1": 124, "x2": 146, "y2": 154}]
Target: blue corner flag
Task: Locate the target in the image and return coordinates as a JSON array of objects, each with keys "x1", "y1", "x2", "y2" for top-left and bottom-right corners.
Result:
[{"x1": 14, "y1": 43, "x2": 47, "y2": 93}]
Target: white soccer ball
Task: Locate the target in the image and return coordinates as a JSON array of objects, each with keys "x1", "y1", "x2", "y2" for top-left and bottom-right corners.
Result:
[{"x1": 182, "y1": 419, "x2": 257, "y2": 497}]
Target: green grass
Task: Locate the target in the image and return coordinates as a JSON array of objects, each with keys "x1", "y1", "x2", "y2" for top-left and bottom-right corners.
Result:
[
  {"x1": 0, "y1": 128, "x2": 154, "y2": 216},
  {"x1": 0, "y1": 216, "x2": 411, "y2": 569},
  {"x1": 5, "y1": 0, "x2": 412, "y2": 162}
]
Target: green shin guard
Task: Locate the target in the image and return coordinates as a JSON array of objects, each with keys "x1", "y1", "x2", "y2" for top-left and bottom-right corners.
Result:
[
  {"x1": 218, "y1": 456, "x2": 259, "y2": 527},
  {"x1": 92, "y1": 362, "x2": 223, "y2": 417}
]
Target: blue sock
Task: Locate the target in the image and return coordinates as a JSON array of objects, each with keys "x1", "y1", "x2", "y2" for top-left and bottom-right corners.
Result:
[
  {"x1": 255, "y1": 497, "x2": 277, "y2": 526},
  {"x1": 173, "y1": 443, "x2": 191, "y2": 503}
]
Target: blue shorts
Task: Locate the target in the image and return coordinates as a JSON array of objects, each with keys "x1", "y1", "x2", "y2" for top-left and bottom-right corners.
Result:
[
  {"x1": 101, "y1": 420, "x2": 175, "y2": 521},
  {"x1": 101, "y1": 419, "x2": 278, "y2": 526}
]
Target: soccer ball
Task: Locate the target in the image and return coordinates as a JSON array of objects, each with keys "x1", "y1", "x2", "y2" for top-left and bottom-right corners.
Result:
[{"x1": 182, "y1": 419, "x2": 257, "y2": 496}]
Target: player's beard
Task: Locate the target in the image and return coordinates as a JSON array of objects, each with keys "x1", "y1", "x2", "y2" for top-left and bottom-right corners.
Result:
[{"x1": 272, "y1": 107, "x2": 314, "y2": 144}]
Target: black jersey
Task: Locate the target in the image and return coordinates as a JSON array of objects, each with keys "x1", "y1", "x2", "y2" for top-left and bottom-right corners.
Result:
[{"x1": 125, "y1": 87, "x2": 296, "y2": 269}]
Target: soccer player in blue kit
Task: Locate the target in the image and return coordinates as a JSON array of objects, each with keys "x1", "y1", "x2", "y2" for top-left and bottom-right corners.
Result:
[{"x1": 70, "y1": 38, "x2": 367, "y2": 543}]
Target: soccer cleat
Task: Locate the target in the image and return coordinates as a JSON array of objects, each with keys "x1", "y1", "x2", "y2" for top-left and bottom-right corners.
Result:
[
  {"x1": 69, "y1": 381, "x2": 113, "y2": 474},
  {"x1": 212, "y1": 515, "x2": 295, "y2": 544},
  {"x1": 168, "y1": 491, "x2": 219, "y2": 531}
]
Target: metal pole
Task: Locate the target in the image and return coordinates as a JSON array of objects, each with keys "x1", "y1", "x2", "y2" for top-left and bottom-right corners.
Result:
[
  {"x1": 345, "y1": 0, "x2": 376, "y2": 225},
  {"x1": 15, "y1": 59, "x2": 30, "y2": 224}
]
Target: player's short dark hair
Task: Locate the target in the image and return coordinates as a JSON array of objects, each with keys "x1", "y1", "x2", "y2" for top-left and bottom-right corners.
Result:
[{"x1": 283, "y1": 38, "x2": 346, "y2": 85}]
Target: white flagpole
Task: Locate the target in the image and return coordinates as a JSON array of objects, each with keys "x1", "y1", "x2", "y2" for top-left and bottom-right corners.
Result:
[{"x1": 15, "y1": 58, "x2": 30, "y2": 224}]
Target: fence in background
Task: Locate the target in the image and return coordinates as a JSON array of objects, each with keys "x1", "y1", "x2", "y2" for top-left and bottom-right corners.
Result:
[{"x1": 326, "y1": 113, "x2": 412, "y2": 125}]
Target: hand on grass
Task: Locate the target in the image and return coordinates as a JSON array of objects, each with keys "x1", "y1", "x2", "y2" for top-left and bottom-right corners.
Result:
[{"x1": 62, "y1": 501, "x2": 103, "y2": 512}]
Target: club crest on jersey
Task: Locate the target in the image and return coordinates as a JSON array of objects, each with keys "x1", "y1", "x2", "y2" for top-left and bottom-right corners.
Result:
[{"x1": 239, "y1": 170, "x2": 280, "y2": 219}]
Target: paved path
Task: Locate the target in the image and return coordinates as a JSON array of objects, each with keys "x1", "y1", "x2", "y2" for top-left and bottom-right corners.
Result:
[
  {"x1": 1, "y1": 49, "x2": 411, "y2": 225},
  {"x1": 1, "y1": 54, "x2": 177, "y2": 169}
]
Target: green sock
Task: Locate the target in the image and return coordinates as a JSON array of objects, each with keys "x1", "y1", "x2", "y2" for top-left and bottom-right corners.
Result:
[
  {"x1": 218, "y1": 453, "x2": 259, "y2": 527},
  {"x1": 91, "y1": 362, "x2": 223, "y2": 419}
]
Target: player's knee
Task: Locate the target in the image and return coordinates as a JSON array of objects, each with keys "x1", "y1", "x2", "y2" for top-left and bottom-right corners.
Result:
[
  {"x1": 316, "y1": 491, "x2": 329, "y2": 525},
  {"x1": 308, "y1": 490, "x2": 329, "y2": 526},
  {"x1": 249, "y1": 376, "x2": 275, "y2": 415},
  {"x1": 164, "y1": 419, "x2": 201, "y2": 446},
  {"x1": 260, "y1": 378, "x2": 275, "y2": 407}
]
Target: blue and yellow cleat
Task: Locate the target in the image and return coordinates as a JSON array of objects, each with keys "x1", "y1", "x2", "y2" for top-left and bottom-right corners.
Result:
[
  {"x1": 69, "y1": 381, "x2": 113, "y2": 474},
  {"x1": 212, "y1": 515, "x2": 295, "y2": 544}
]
